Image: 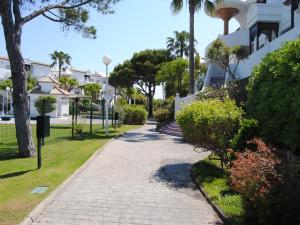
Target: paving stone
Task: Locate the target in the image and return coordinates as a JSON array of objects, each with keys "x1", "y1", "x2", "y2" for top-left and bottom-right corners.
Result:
[{"x1": 32, "y1": 125, "x2": 221, "y2": 225}]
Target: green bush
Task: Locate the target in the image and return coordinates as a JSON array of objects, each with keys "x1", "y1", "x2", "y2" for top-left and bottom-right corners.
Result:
[
  {"x1": 177, "y1": 99, "x2": 243, "y2": 166},
  {"x1": 35, "y1": 96, "x2": 57, "y2": 115},
  {"x1": 247, "y1": 38, "x2": 300, "y2": 153},
  {"x1": 153, "y1": 108, "x2": 170, "y2": 124},
  {"x1": 124, "y1": 105, "x2": 147, "y2": 125},
  {"x1": 230, "y1": 118, "x2": 259, "y2": 151}
]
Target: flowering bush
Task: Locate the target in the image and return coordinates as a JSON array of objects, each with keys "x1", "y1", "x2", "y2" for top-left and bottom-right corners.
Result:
[
  {"x1": 230, "y1": 138, "x2": 281, "y2": 200},
  {"x1": 230, "y1": 138, "x2": 300, "y2": 224}
]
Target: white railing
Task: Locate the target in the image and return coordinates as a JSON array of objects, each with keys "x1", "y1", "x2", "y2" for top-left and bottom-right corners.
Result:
[{"x1": 174, "y1": 93, "x2": 196, "y2": 117}]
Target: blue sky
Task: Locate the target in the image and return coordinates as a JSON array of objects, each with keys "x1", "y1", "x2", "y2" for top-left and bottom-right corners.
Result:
[{"x1": 0, "y1": 0, "x2": 238, "y2": 98}]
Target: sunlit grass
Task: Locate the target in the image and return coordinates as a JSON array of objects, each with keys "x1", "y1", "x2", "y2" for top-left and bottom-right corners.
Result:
[{"x1": 192, "y1": 158, "x2": 244, "y2": 225}]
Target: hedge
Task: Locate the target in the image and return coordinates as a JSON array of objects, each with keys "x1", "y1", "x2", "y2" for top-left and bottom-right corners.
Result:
[
  {"x1": 247, "y1": 38, "x2": 300, "y2": 152},
  {"x1": 176, "y1": 99, "x2": 243, "y2": 149},
  {"x1": 124, "y1": 105, "x2": 147, "y2": 125}
]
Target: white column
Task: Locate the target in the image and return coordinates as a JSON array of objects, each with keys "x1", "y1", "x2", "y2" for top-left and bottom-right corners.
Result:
[{"x1": 105, "y1": 101, "x2": 109, "y2": 136}]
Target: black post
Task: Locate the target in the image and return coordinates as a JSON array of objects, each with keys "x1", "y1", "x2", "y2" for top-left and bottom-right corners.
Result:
[
  {"x1": 90, "y1": 98, "x2": 93, "y2": 135},
  {"x1": 37, "y1": 138, "x2": 42, "y2": 169},
  {"x1": 72, "y1": 101, "x2": 75, "y2": 138},
  {"x1": 102, "y1": 100, "x2": 105, "y2": 129},
  {"x1": 75, "y1": 98, "x2": 78, "y2": 126},
  {"x1": 111, "y1": 105, "x2": 114, "y2": 126},
  {"x1": 42, "y1": 99, "x2": 46, "y2": 146}
]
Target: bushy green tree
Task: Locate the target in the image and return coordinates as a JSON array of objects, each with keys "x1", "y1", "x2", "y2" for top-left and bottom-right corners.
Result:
[
  {"x1": 110, "y1": 49, "x2": 171, "y2": 117},
  {"x1": 34, "y1": 96, "x2": 57, "y2": 115},
  {"x1": 157, "y1": 58, "x2": 189, "y2": 97},
  {"x1": 83, "y1": 83, "x2": 101, "y2": 103},
  {"x1": 247, "y1": 38, "x2": 300, "y2": 153}
]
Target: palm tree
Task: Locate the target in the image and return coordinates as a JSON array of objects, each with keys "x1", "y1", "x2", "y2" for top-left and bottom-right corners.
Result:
[
  {"x1": 59, "y1": 76, "x2": 79, "y2": 92},
  {"x1": 167, "y1": 31, "x2": 190, "y2": 58},
  {"x1": 170, "y1": 0, "x2": 216, "y2": 94},
  {"x1": 50, "y1": 51, "x2": 71, "y2": 78}
]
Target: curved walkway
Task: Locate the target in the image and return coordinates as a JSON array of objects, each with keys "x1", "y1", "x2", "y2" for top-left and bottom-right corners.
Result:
[{"x1": 31, "y1": 124, "x2": 221, "y2": 225}]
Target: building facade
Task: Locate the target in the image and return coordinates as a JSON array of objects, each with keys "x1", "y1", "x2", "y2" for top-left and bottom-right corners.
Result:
[{"x1": 203, "y1": 0, "x2": 300, "y2": 87}]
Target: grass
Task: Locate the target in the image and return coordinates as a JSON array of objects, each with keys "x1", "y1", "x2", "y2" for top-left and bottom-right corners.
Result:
[
  {"x1": 0, "y1": 124, "x2": 141, "y2": 225},
  {"x1": 191, "y1": 157, "x2": 244, "y2": 225}
]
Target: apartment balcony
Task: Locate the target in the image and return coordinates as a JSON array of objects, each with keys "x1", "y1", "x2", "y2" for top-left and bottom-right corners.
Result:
[{"x1": 247, "y1": 2, "x2": 283, "y2": 28}]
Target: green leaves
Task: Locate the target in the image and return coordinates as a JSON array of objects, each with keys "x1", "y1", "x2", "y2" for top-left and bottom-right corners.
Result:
[
  {"x1": 246, "y1": 38, "x2": 300, "y2": 152},
  {"x1": 176, "y1": 98, "x2": 243, "y2": 149},
  {"x1": 34, "y1": 96, "x2": 57, "y2": 115},
  {"x1": 83, "y1": 83, "x2": 101, "y2": 103}
]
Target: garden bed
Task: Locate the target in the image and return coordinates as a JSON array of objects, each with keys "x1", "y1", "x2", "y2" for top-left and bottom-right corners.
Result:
[{"x1": 191, "y1": 158, "x2": 244, "y2": 225}]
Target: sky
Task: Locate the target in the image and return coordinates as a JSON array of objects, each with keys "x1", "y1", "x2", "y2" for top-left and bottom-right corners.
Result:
[{"x1": 0, "y1": 0, "x2": 239, "y2": 98}]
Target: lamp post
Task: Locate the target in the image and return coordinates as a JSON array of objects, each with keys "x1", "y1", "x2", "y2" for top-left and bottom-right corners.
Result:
[
  {"x1": 6, "y1": 87, "x2": 10, "y2": 115},
  {"x1": 102, "y1": 55, "x2": 112, "y2": 136}
]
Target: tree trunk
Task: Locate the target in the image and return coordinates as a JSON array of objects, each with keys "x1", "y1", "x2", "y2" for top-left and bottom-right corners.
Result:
[
  {"x1": 189, "y1": 2, "x2": 195, "y2": 94},
  {"x1": 59, "y1": 63, "x2": 62, "y2": 78},
  {"x1": 148, "y1": 86, "x2": 153, "y2": 118},
  {"x1": 0, "y1": 3, "x2": 36, "y2": 157}
]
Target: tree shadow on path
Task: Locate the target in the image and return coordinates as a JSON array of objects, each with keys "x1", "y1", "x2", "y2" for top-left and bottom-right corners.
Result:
[{"x1": 151, "y1": 162, "x2": 195, "y2": 190}]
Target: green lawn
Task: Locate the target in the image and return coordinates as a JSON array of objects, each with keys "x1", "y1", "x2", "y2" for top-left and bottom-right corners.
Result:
[
  {"x1": 0, "y1": 124, "x2": 140, "y2": 225},
  {"x1": 191, "y1": 158, "x2": 244, "y2": 225}
]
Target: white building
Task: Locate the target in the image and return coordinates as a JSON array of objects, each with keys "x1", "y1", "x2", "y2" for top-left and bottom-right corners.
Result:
[
  {"x1": 0, "y1": 56, "x2": 51, "y2": 78},
  {"x1": 29, "y1": 76, "x2": 70, "y2": 117},
  {"x1": 203, "y1": 0, "x2": 300, "y2": 87},
  {"x1": 51, "y1": 67, "x2": 107, "y2": 86},
  {"x1": 175, "y1": 0, "x2": 300, "y2": 113}
]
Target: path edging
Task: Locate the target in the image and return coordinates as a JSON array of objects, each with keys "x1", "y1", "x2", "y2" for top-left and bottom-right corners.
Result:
[
  {"x1": 190, "y1": 171, "x2": 232, "y2": 225},
  {"x1": 19, "y1": 132, "x2": 128, "y2": 225}
]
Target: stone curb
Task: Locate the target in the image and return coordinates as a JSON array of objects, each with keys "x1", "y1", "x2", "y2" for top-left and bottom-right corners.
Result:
[
  {"x1": 19, "y1": 129, "x2": 133, "y2": 225},
  {"x1": 190, "y1": 171, "x2": 232, "y2": 225}
]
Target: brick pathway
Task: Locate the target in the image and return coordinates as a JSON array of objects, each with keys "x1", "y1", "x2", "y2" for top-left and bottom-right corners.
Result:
[{"x1": 32, "y1": 124, "x2": 221, "y2": 225}]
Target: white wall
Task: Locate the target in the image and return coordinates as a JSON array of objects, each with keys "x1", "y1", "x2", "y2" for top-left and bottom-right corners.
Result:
[
  {"x1": 0, "y1": 58, "x2": 11, "y2": 70},
  {"x1": 40, "y1": 83, "x2": 55, "y2": 93},
  {"x1": 31, "y1": 64, "x2": 51, "y2": 77}
]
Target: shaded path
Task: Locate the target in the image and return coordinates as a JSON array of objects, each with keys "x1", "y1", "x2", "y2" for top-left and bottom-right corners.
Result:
[{"x1": 32, "y1": 124, "x2": 221, "y2": 225}]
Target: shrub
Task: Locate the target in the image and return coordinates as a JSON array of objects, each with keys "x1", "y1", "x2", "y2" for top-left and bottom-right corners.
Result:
[
  {"x1": 247, "y1": 38, "x2": 300, "y2": 153},
  {"x1": 124, "y1": 105, "x2": 147, "y2": 125},
  {"x1": 229, "y1": 138, "x2": 300, "y2": 225},
  {"x1": 176, "y1": 99, "x2": 243, "y2": 166},
  {"x1": 35, "y1": 96, "x2": 57, "y2": 115},
  {"x1": 227, "y1": 78, "x2": 249, "y2": 108},
  {"x1": 153, "y1": 108, "x2": 170, "y2": 124},
  {"x1": 114, "y1": 103, "x2": 126, "y2": 124},
  {"x1": 230, "y1": 138, "x2": 281, "y2": 201},
  {"x1": 230, "y1": 118, "x2": 259, "y2": 151}
]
